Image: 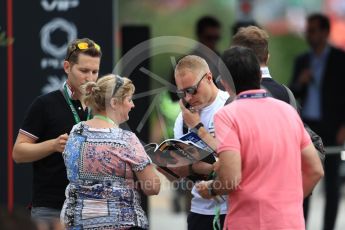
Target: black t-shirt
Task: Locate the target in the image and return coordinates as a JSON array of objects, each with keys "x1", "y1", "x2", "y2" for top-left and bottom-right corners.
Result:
[{"x1": 20, "y1": 90, "x2": 89, "y2": 209}]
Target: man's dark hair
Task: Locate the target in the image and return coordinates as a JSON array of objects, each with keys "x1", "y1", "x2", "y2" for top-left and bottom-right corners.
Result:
[
  {"x1": 308, "y1": 13, "x2": 330, "y2": 32},
  {"x1": 221, "y1": 46, "x2": 261, "y2": 94},
  {"x1": 196, "y1": 16, "x2": 221, "y2": 37}
]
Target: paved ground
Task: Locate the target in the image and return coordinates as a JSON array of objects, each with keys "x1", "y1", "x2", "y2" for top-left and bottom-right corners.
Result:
[
  {"x1": 307, "y1": 180, "x2": 345, "y2": 230},
  {"x1": 149, "y1": 176, "x2": 345, "y2": 230}
]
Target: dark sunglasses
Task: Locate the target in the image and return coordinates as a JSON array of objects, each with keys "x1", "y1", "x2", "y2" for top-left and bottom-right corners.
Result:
[{"x1": 176, "y1": 73, "x2": 208, "y2": 99}]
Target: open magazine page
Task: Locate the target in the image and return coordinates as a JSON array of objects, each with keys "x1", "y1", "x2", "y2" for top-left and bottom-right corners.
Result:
[
  {"x1": 144, "y1": 132, "x2": 216, "y2": 180},
  {"x1": 180, "y1": 132, "x2": 215, "y2": 155}
]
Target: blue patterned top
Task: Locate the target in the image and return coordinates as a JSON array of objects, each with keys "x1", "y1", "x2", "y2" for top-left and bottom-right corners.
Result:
[{"x1": 61, "y1": 122, "x2": 151, "y2": 229}]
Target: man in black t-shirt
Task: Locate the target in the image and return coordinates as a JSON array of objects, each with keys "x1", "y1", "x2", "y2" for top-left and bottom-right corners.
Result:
[{"x1": 12, "y1": 38, "x2": 102, "y2": 223}]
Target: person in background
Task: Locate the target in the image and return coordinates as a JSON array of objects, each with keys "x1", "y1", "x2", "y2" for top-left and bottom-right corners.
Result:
[
  {"x1": 61, "y1": 74, "x2": 160, "y2": 229},
  {"x1": 190, "y1": 16, "x2": 222, "y2": 87},
  {"x1": 231, "y1": 25, "x2": 291, "y2": 103},
  {"x1": 12, "y1": 38, "x2": 102, "y2": 224},
  {"x1": 290, "y1": 13, "x2": 345, "y2": 230},
  {"x1": 197, "y1": 46, "x2": 324, "y2": 230}
]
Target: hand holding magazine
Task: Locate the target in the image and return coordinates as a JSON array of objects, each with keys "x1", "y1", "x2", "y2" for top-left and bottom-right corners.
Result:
[{"x1": 144, "y1": 132, "x2": 216, "y2": 181}]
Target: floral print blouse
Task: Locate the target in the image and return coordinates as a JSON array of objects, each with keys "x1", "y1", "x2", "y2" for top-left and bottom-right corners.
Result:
[{"x1": 61, "y1": 122, "x2": 151, "y2": 229}]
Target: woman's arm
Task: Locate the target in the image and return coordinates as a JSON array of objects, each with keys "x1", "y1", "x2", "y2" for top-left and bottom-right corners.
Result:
[{"x1": 135, "y1": 164, "x2": 161, "y2": 196}]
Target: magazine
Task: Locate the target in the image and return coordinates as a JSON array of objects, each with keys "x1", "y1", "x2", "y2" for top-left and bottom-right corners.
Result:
[{"x1": 144, "y1": 132, "x2": 216, "y2": 180}]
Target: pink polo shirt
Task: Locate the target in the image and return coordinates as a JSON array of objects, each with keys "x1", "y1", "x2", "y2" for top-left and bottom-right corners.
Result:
[{"x1": 214, "y1": 89, "x2": 311, "y2": 230}]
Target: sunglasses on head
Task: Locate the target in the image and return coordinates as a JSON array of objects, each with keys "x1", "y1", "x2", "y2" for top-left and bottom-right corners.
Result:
[
  {"x1": 66, "y1": 41, "x2": 101, "y2": 61},
  {"x1": 112, "y1": 76, "x2": 124, "y2": 97},
  {"x1": 176, "y1": 73, "x2": 208, "y2": 99}
]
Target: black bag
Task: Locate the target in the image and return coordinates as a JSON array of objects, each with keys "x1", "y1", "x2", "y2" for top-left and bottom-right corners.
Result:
[{"x1": 303, "y1": 123, "x2": 326, "y2": 165}]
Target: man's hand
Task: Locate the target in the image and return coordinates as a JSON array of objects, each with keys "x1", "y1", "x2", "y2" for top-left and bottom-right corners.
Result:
[
  {"x1": 196, "y1": 180, "x2": 214, "y2": 199},
  {"x1": 13, "y1": 132, "x2": 69, "y2": 163},
  {"x1": 298, "y1": 69, "x2": 312, "y2": 86},
  {"x1": 179, "y1": 100, "x2": 200, "y2": 128},
  {"x1": 192, "y1": 161, "x2": 213, "y2": 175},
  {"x1": 54, "y1": 133, "x2": 69, "y2": 153}
]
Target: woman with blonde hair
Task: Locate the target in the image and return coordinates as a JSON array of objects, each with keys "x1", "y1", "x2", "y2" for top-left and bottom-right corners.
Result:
[{"x1": 61, "y1": 74, "x2": 160, "y2": 230}]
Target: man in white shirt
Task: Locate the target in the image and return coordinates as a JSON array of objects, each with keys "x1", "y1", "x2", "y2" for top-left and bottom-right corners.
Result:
[{"x1": 173, "y1": 55, "x2": 229, "y2": 230}]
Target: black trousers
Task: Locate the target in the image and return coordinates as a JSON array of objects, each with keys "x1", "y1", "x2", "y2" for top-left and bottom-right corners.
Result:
[
  {"x1": 303, "y1": 120, "x2": 341, "y2": 230},
  {"x1": 187, "y1": 212, "x2": 226, "y2": 230}
]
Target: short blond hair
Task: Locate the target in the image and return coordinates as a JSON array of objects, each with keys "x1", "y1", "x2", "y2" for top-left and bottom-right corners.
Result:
[
  {"x1": 83, "y1": 74, "x2": 134, "y2": 112},
  {"x1": 175, "y1": 55, "x2": 210, "y2": 78},
  {"x1": 232, "y1": 26, "x2": 269, "y2": 64}
]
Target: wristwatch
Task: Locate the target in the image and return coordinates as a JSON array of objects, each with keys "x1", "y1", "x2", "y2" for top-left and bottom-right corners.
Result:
[{"x1": 191, "y1": 122, "x2": 204, "y2": 133}]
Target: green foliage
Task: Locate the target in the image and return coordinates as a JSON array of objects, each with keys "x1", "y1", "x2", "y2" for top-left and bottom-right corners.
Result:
[
  {"x1": 268, "y1": 33, "x2": 308, "y2": 84},
  {"x1": 0, "y1": 27, "x2": 14, "y2": 47}
]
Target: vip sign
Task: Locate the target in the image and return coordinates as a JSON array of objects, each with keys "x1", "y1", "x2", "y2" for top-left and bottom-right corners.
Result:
[
  {"x1": 41, "y1": 0, "x2": 79, "y2": 12},
  {"x1": 39, "y1": 1, "x2": 78, "y2": 93}
]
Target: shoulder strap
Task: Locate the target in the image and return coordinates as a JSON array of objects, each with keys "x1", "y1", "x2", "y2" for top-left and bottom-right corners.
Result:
[
  {"x1": 282, "y1": 84, "x2": 298, "y2": 110},
  {"x1": 224, "y1": 96, "x2": 234, "y2": 105},
  {"x1": 261, "y1": 83, "x2": 299, "y2": 111},
  {"x1": 260, "y1": 84, "x2": 273, "y2": 98}
]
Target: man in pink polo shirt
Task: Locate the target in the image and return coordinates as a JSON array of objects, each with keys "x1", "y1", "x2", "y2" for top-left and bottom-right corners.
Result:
[{"x1": 197, "y1": 46, "x2": 324, "y2": 230}]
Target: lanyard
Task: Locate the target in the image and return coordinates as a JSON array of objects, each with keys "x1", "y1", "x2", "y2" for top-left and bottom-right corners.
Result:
[
  {"x1": 213, "y1": 204, "x2": 221, "y2": 230},
  {"x1": 62, "y1": 82, "x2": 91, "y2": 124},
  {"x1": 237, "y1": 92, "x2": 267, "y2": 100},
  {"x1": 93, "y1": 115, "x2": 115, "y2": 125}
]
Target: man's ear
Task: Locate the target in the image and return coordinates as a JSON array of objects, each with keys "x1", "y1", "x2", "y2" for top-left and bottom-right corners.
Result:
[
  {"x1": 265, "y1": 53, "x2": 270, "y2": 66},
  {"x1": 207, "y1": 72, "x2": 213, "y2": 82},
  {"x1": 63, "y1": 61, "x2": 71, "y2": 74}
]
